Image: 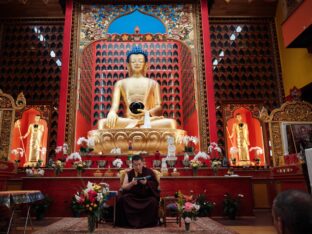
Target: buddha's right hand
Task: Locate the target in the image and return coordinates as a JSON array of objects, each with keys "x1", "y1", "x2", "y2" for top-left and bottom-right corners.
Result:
[{"x1": 106, "y1": 111, "x2": 118, "y2": 128}]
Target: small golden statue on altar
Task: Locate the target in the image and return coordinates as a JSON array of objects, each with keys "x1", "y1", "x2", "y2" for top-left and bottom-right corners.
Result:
[
  {"x1": 88, "y1": 46, "x2": 186, "y2": 154},
  {"x1": 20, "y1": 115, "x2": 45, "y2": 167},
  {"x1": 229, "y1": 113, "x2": 250, "y2": 165}
]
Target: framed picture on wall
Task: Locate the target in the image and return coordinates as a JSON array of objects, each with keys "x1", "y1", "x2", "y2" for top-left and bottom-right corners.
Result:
[{"x1": 282, "y1": 123, "x2": 312, "y2": 156}]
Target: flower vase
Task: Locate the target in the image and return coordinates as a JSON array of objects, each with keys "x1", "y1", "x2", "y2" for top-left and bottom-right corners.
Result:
[
  {"x1": 185, "y1": 222, "x2": 190, "y2": 231},
  {"x1": 212, "y1": 167, "x2": 218, "y2": 176},
  {"x1": 192, "y1": 167, "x2": 198, "y2": 176},
  {"x1": 77, "y1": 170, "x2": 82, "y2": 177},
  {"x1": 87, "y1": 214, "x2": 97, "y2": 233}
]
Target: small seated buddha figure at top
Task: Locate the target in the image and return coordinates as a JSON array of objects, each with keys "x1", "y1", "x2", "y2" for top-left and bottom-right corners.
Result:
[{"x1": 97, "y1": 46, "x2": 177, "y2": 130}]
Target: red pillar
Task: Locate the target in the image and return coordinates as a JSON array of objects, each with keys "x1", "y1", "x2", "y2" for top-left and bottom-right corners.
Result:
[
  {"x1": 200, "y1": 0, "x2": 218, "y2": 142},
  {"x1": 57, "y1": 0, "x2": 73, "y2": 147}
]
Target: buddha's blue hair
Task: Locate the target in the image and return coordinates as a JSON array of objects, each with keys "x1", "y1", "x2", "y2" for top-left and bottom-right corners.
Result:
[{"x1": 126, "y1": 45, "x2": 148, "y2": 63}]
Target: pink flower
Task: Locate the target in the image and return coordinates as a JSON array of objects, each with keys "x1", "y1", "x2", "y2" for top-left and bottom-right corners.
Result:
[{"x1": 184, "y1": 202, "x2": 194, "y2": 212}]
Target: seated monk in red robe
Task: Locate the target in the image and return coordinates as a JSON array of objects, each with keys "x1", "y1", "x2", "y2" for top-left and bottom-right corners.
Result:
[{"x1": 115, "y1": 155, "x2": 160, "y2": 228}]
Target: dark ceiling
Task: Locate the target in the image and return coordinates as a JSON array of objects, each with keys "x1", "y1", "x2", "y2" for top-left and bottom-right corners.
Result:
[{"x1": 0, "y1": 0, "x2": 278, "y2": 18}]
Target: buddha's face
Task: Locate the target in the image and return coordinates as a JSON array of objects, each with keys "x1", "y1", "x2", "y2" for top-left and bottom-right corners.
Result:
[
  {"x1": 132, "y1": 159, "x2": 144, "y2": 173},
  {"x1": 129, "y1": 54, "x2": 146, "y2": 74},
  {"x1": 236, "y1": 114, "x2": 242, "y2": 122},
  {"x1": 34, "y1": 116, "x2": 40, "y2": 123}
]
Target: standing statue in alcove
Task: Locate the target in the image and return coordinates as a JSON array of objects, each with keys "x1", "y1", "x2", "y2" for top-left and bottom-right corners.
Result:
[
  {"x1": 21, "y1": 115, "x2": 45, "y2": 165},
  {"x1": 97, "y1": 46, "x2": 177, "y2": 129},
  {"x1": 229, "y1": 113, "x2": 250, "y2": 163}
]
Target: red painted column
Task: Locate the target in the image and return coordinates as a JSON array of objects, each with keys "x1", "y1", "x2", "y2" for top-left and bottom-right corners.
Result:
[
  {"x1": 200, "y1": 0, "x2": 217, "y2": 142},
  {"x1": 57, "y1": 0, "x2": 73, "y2": 147}
]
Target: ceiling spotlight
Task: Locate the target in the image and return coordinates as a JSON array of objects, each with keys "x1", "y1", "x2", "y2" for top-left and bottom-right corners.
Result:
[{"x1": 225, "y1": 0, "x2": 231, "y2": 3}]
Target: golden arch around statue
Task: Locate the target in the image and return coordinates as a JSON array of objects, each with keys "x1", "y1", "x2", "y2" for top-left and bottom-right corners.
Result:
[{"x1": 76, "y1": 9, "x2": 199, "y2": 155}]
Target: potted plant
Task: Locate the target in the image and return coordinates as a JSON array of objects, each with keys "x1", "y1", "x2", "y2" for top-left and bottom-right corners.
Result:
[
  {"x1": 176, "y1": 191, "x2": 200, "y2": 231},
  {"x1": 52, "y1": 160, "x2": 64, "y2": 176},
  {"x1": 73, "y1": 161, "x2": 87, "y2": 176},
  {"x1": 211, "y1": 159, "x2": 221, "y2": 176},
  {"x1": 32, "y1": 195, "x2": 52, "y2": 220},
  {"x1": 223, "y1": 193, "x2": 244, "y2": 219},
  {"x1": 196, "y1": 193, "x2": 215, "y2": 217},
  {"x1": 190, "y1": 159, "x2": 202, "y2": 176},
  {"x1": 70, "y1": 196, "x2": 85, "y2": 217},
  {"x1": 73, "y1": 181, "x2": 110, "y2": 232},
  {"x1": 77, "y1": 137, "x2": 94, "y2": 156}
]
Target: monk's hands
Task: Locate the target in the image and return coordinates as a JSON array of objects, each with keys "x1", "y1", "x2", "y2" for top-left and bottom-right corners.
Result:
[
  {"x1": 106, "y1": 111, "x2": 118, "y2": 128},
  {"x1": 130, "y1": 178, "x2": 138, "y2": 186},
  {"x1": 139, "y1": 178, "x2": 147, "y2": 185}
]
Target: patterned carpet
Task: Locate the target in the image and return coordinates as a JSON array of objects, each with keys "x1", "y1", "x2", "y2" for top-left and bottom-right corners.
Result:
[{"x1": 33, "y1": 217, "x2": 238, "y2": 234}]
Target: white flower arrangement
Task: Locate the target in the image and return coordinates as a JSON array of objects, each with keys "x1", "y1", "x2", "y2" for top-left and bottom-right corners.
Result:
[
  {"x1": 194, "y1": 151, "x2": 210, "y2": 160},
  {"x1": 112, "y1": 158, "x2": 123, "y2": 168},
  {"x1": 230, "y1": 146, "x2": 238, "y2": 155},
  {"x1": 77, "y1": 137, "x2": 95, "y2": 148},
  {"x1": 37, "y1": 168, "x2": 45, "y2": 176},
  {"x1": 211, "y1": 160, "x2": 222, "y2": 168},
  {"x1": 190, "y1": 136, "x2": 199, "y2": 144},
  {"x1": 66, "y1": 152, "x2": 82, "y2": 162},
  {"x1": 55, "y1": 143, "x2": 69, "y2": 155},
  {"x1": 25, "y1": 168, "x2": 33, "y2": 175},
  {"x1": 181, "y1": 136, "x2": 190, "y2": 146},
  {"x1": 62, "y1": 143, "x2": 69, "y2": 154},
  {"x1": 87, "y1": 138, "x2": 95, "y2": 148},
  {"x1": 181, "y1": 136, "x2": 199, "y2": 146},
  {"x1": 55, "y1": 146, "x2": 62, "y2": 153},
  {"x1": 110, "y1": 147, "x2": 121, "y2": 154},
  {"x1": 183, "y1": 153, "x2": 190, "y2": 161},
  {"x1": 77, "y1": 137, "x2": 88, "y2": 145},
  {"x1": 208, "y1": 142, "x2": 222, "y2": 154},
  {"x1": 249, "y1": 146, "x2": 263, "y2": 155},
  {"x1": 100, "y1": 182, "x2": 110, "y2": 194},
  {"x1": 25, "y1": 168, "x2": 44, "y2": 176},
  {"x1": 11, "y1": 148, "x2": 24, "y2": 157}
]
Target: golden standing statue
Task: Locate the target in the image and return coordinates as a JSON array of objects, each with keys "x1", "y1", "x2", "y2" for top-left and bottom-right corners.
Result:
[
  {"x1": 230, "y1": 113, "x2": 250, "y2": 163},
  {"x1": 22, "y1": 115, "x2": 44, "y2": 165},
  {"x1": 89, "y1": 46, "x2": 185, "y2": 154},
  {"x1": 98, "y1": 46, "x2": 177, "y2": 129}
]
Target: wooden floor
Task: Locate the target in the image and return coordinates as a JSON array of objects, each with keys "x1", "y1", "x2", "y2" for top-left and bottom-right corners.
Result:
[
  {"x1": 1, "y1": 210, "x2": 276, "y2": 234},
  {"x1": 217, "y1": 209, "x2": 276, "y2": 234}
]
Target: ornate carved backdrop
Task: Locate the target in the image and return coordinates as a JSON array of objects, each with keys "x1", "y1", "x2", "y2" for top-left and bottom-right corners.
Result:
[
  {"x1": 267, "y1": 101, "x2": 312, "y2": 166},
  {"x1": 0, "y1": 90, "x2": 26, "y2": 160},
  {"x1": 64, "y1": 2, "x2": 210, "y2": 151}
]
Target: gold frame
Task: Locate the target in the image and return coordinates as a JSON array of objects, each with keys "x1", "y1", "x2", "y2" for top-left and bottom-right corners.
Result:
[
  {"x1": 0, "y1": 90, "x2": 26, "y2": 160},
  {"x1": 267, "y1": 101, "x2": 312, "y2": 166},
  {"x1": 66, "y1": 1, "x2": 209, "y2": 152}
]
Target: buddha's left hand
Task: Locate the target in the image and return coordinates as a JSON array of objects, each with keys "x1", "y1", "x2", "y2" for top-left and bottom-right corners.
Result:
[{"x1": 137, "y1": 109, "x2": 149, "y2": 115}]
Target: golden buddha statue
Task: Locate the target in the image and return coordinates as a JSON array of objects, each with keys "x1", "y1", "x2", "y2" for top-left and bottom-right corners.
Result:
[
  {"x1": 22, "y1": 115, "x2": 45, "y2": 166},
  {"x1": 229, "y1": 113, "x2": 250, "y2": 165},
  {"x1": 89, "y1": 46, "x2": 186, "y2": 154}
]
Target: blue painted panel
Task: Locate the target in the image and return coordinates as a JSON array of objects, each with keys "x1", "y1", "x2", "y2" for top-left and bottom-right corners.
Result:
[{"x1": 108, "y1": 10, "x2": 166, "y2": 34}]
